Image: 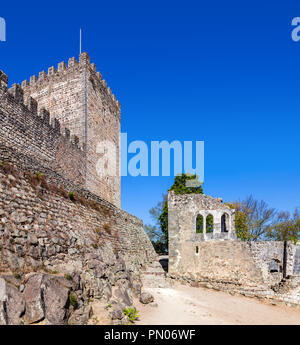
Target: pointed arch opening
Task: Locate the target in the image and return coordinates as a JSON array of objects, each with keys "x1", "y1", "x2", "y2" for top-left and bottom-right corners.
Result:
[
  {"x1": 206, "y1": 214, "x2": 214, "y2": 233},
  {"x1": 221, "y1": 213, "x2": 229, "y2": 233},
  {"x1": 196, "y1": 214, "x2": 203, "y2": 233}
]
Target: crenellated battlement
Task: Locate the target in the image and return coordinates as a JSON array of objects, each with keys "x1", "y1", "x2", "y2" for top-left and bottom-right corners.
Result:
[
  {"x1": 19, "y1": 52, "x2": 120, "y2": 111},
  {"x1": 0, "y1": 75, "x2": 83, "y2": 151}
]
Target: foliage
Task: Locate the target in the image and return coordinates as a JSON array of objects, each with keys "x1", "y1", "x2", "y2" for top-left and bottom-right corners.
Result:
[
  {"x1": 103, "y1": 223, "x2": 111, "y2": 234},
  {"x1": 64, "y1": 274, "x2": 73, "y2": 281},
  {"x1": 266, "y1": 209, "x2": 300, "y2": 244},
  {"x1": 168, "y1": 173, "x2": 203, "y2": 195},
  {"x1": 69, "y1": 293, "x2": 78, "y2": 309},
  {"x1": 206, "y1": 214, "x2": 213, "y2": 233},
  {"x1": 226, "y1": 195, "x2": 276, "y2": 241},
  {"x1": 226, "y1": 202, "x2": 250, "y2": 241},
  {"x1": 68, "y1": 191, "x2": 75, "y2": 200},
  {"x1": 95, "y1": 227, "x2": 101, "y2": 234},
  {"x1": 123, "y1": 307, "x2": 140, "y2": 322},
  {"x1": 196, "y1": 214, "x2": 203, "y2": 233},
  {"x1": 144, "y1": 195, "x2": 167, "y2": 253}
]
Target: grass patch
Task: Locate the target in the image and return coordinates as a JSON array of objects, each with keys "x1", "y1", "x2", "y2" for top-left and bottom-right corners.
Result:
[
  {"x1": 64, "y1": 274, "x2": 73, "y2": 281},
  {"x1": 69, "y1": 293, "x2": 78, "y2": 309}
]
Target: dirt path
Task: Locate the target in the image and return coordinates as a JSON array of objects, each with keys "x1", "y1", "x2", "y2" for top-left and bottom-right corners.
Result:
[{"x1": 136, "y1": 283, "x2": 300, "y2": 325}]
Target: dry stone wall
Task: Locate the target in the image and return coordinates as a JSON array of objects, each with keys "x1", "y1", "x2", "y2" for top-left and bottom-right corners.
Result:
[{"x1": 0, "y1": 167, "x2": 156, "y2": 275}]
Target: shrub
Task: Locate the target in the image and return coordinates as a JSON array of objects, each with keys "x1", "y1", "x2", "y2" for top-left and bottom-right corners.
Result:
[
  {"x1": 123, "y1": 307, "x2": 140, "y2": 322},
  {"x1": 79, "y1": 196, "x2": 87, "y2": 206},
  {"x1": 95, "y1": 227, "x2": 101, "y2": 234},
  {"x1": 59, "y1": 185, "x2": 68, "y2": 199},
  {"x1": 50, "y1": 270, "x2": 59, "y2": 274},
  {"x1": 64, "y1": 274, "x2": 73, "y2": 281},
  {"x1": 88, "y1": 200, "x2": 101, "y2": 212},
  {"x1": 69, "y1": 293, "x2": 78, "y2": 308},
  {"x1": 103, "y1": 223, "x2": 111, "y2": 234},
  {"x1": 68, "y1": 191, "x2": 75, "y2": 201},
  {"x1": 47, "y1": 183, "x2": 59, "y2": 194},
  {"x1": 40, "y1": 176, "x2": 48, "y2": 189},
  {"x1": 101, "y1": 205, "x2": 112, "y2": 217},
  {"x1": 34, "y1": 171, "x2": 44, "y2": 179},
  {"x1": 14, "y1": 273, "x2": 21, "y2": 280},
  {"x1": 0, "y1": 162, "x2": 19, "y2": 178},
  {"x1": 25, "y1": 171, "x2": 40, "y2": 188}
]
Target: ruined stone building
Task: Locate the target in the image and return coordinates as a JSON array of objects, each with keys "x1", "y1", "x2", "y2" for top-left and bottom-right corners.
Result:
[{"x1": 168, "y1": 191, "x2": 300, "y2": 306}]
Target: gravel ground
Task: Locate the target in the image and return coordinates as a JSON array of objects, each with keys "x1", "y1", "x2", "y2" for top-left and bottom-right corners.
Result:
[{"x1": 136, "y1": 282, "x2": 300, "y2": 325}]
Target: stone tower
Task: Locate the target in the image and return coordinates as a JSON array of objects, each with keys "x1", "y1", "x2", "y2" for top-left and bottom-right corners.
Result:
[{"x1": 21, "y1": 52, "x2": 121, "y2": 207}]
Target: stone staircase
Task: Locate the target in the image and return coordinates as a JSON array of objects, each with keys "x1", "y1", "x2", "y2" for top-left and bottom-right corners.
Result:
[{"x1": 142, "y1": 259, "x2": 167, "y2": 288}]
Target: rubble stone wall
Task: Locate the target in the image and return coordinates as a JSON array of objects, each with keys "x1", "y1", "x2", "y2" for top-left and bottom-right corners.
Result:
[{"x1": 0, "y1": 168, "x2": 156, "y2": 275}]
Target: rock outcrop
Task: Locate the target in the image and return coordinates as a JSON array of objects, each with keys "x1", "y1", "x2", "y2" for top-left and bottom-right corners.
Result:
[{"x1": 0, "y1": 251, "x2": 145, "y2": 325}]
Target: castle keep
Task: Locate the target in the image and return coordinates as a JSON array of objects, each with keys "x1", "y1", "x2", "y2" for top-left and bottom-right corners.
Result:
[{"x1": 0, "y1": 52, "x2": 120, "y2": 207}]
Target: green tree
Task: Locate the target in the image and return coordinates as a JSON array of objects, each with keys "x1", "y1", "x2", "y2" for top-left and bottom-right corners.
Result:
[
  {"x1": 144, "y1": 196, "x2": 167, "y2": 253},
  {"x1": 145, "y1": 173, "x2": 203, "y2": 254}
]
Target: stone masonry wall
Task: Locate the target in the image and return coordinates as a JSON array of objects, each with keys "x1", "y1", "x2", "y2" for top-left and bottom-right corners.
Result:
[
  {"x1": 85, "y1": 63, "x2": 121, "y2": 207},
  {"x1": 0, "y1": 167, "x2": 156, "y2": 275},
  {"x1": 0, "y1": 81, "x2": 85, "y2": 188},
  {"x1": 168, "y1": 191, "x2": 300, "y2": 303},
  {"x1": 168, "y1": 191, "x2": 237, "y2": 276}
]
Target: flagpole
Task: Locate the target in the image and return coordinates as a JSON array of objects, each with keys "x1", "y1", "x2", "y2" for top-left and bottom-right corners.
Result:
[{"x1": 80, "y1": 28, "x2": 82, "y2": 55}]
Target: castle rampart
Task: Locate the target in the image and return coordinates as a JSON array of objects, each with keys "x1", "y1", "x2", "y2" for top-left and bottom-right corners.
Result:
[{"x1": 0, "y1": 78, "x2": 86, "y2": 187}]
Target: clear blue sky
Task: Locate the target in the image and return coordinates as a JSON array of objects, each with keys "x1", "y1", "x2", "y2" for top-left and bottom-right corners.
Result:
[{"x1": 1, "y1": 0, "x2": 300, "y2": 226}]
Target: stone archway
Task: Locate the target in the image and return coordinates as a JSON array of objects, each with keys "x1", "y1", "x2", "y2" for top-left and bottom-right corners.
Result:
[{"x1": 221, "y1": 213, "x2": 229, "y2": 233}]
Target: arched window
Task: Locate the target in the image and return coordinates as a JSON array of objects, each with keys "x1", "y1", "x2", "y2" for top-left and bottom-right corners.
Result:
[
  {"x1": 206, "y1": 214, "x2": 213, "y2": 233},
  {"x1": 196, "y1": 214, "x2": 203, "y2": 233},
  {"x1": 221, "y1": 213, "x2": 229, "y2": 233}
]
